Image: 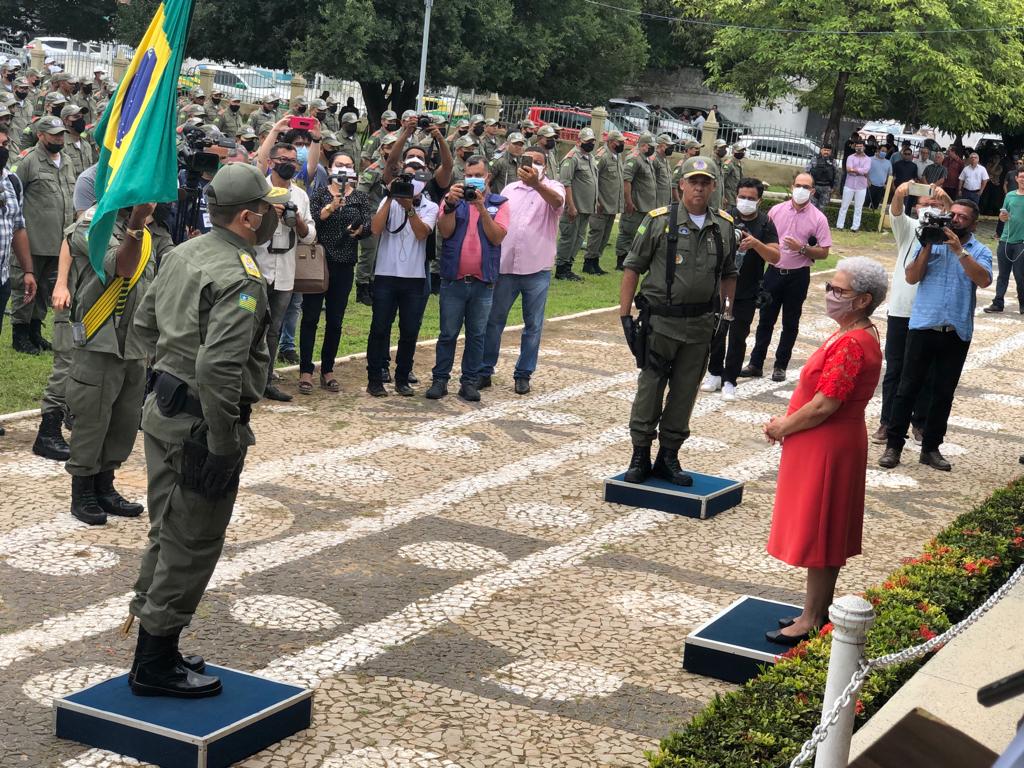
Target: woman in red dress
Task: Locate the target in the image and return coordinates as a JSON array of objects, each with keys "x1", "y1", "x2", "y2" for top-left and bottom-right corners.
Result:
[{"x1": 763, "y1": 257, "x2": 888, "y2": 646}]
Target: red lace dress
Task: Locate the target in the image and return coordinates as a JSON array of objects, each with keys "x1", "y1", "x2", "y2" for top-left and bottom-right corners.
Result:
[{"x1": 766, "y1": 328, "x2": 882, "y2": 568}]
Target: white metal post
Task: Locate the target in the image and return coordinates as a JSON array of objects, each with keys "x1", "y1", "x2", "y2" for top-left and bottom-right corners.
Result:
[
  {"x1": 814, "y1": 595, "x2": 876, "y2": 768},
  {"x1": 416, "y1": 0, "x2": 434, "y2": 113}
]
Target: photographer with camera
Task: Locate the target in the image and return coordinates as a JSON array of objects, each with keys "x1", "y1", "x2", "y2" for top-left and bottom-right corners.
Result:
[
  {"x1": 701, "y1": 177, "x2": 779, "y2": 401},
  {"x1": 365, "y1": 158, "x2": 439, "y2": 397},
  {"x1": 298, "y1": 153, "x2": 372, "y2": 394},
  {"x1": 426, "y1": 155, "x2": 509, "y2": 402},
  {"x1": 872, "y1": 180, "x2": 950, "y2": 444},
  {"x1": 254, "y1": 142, "x2": 316, "y2": 402},
  {"x1": 879, "y1": 197, "x2": 992, "y2": 472}
]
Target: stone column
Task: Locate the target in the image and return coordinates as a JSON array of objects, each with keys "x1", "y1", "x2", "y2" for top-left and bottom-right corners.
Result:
[
  {"x1": 290, "y1": 74, "x2": 307, "y2": 108},
  {"x1": 700, "y1": 110, "x2": 719, "y2": 157},
  {"x1": 112, "y1": 56, "x2": 130, "y2": 84},
  {"x1": 590, "y1": 106, "x2": 607, "y2": 138},
  {"x1": 483, "y1": 93, "x2": 501, "y2": 123}
]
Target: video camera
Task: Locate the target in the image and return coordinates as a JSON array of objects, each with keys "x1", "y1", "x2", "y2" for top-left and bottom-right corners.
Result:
[
  {"x1": 178, "y1": 124, "x2": 235, "y2": 176},
  {"x1": 390, "y1": 172, "x2": 415, "y2": 200},
  {"x1": 918, "y1": 211, "x2": 955, "y2": 246}
]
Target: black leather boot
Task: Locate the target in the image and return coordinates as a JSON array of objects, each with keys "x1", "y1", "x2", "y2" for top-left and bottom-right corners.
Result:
[
  {"x1": 652, "y1": 446, "x2": 693, "y2": 486},
  {"x1": 71, "y1": 475, "x2": 107, "y2": 526},
  {"x1": 94, "y1": 470, "x2": 144, "y2": 517},
  {"x1": 11, "y1": 323, "x2": 40, "y2": 354},
  {"x1": 623, "y1": 445, "x2": 652, "y2": 484},
  {"x1": 356, "y1": 282, "x2": 373, "y2": 307},
  {"x1": 33, "y1": 410, "x2": 70, "y2": 461},
  {"x1": 130, "y1": 626, "x2": 221, "y2": 698},
  {"x1": 614, "y1": 255, "x2": 626, "y2": 271},
  {"x1": 582, "y1": 259, "x2": 607, "y2": 275},
  {"x1": 29, "y1": 318, "x2": 52, "y2": 351},
  {"x1": 129, "y1": 625, "x2": 206, "y2": 684}
]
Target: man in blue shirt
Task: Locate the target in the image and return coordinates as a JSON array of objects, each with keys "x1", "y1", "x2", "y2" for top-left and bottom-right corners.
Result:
[
  {"x1": 866, "y1": 146, "x2": 891, "y2": 209},
  {"x1": 880, "y1": 199, "x2": 992, "y2": 471}
]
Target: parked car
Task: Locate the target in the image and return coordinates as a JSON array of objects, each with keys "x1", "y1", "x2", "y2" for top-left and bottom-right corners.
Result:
[
  {"x1": 196, "y1": 65, "x2": 281, "y2": 102},
  {"x1": 422, "y1": 94, "x2": 469, "y2": 122},
  {"x1": 606, "y1": 98, "x2": 698, "y2": 142},
  {"x1": 24, "y1": 37, "x2": 107, "y2": 73},
  {"x1": 735, "y1": 135, "x2": 823, "y2": 167},
  {"x1": 671, "y1": 105, "x2": 748, "y2": 144},
  {"x1": 524, "y1": 105, "x2": 639, "y2": 147}
]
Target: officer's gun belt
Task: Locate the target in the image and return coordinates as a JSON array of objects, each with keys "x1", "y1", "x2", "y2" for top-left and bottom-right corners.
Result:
[
  {"x1": 152, "y1": 371, "x2": 251, "y2": 424},
  {"x1": 646, "y1": 301, "x2": 714, "y2": 318}
]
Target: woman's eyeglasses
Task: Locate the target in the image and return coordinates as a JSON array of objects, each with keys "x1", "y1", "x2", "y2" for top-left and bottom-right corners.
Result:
[{"x1": 825, "y1": 282, "x2": 858, "y2": 298}]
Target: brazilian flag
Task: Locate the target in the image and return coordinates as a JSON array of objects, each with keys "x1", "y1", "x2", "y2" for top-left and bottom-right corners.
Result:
[{"x1": 88, "y1": 0, "x2": 195, "y2": 279}]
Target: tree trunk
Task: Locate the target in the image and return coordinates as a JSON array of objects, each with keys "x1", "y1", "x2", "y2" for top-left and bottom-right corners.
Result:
[
  {"x1": 360, "y1": 82, "x2": 389, "y2": 130},
  {"x1": 359, "y1": 79, "x2": 420, "y2": 130},
  {"x1": 393, "y1": 79, "x2": 419, "y2": 116},
  {"x1": 822, "y1": 71, "x2": 850, "y2": 151}
]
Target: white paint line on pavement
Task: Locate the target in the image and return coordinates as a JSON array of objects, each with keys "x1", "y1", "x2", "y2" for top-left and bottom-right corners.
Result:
[{"x1": 259, "y1": 506, "x2": 673, "y2": 687}]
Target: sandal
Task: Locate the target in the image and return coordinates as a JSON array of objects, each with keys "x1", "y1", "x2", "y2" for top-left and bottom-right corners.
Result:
[
  {"x1": 320, "y1": 373, "x2": 341, "y2": 392},
  {"x1": 297, "y1": 376, "x2": 314, "y2": 395}
]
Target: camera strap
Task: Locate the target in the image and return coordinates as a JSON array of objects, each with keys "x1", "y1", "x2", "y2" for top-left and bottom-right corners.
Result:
[{"x1": 267, "y1": 228, "x2": 296, "y2": 255}]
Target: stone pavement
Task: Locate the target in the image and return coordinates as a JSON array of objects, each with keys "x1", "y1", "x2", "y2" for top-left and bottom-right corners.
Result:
[{"x1": 1, "y1": 247, "x2": 1023, "y2": 768}]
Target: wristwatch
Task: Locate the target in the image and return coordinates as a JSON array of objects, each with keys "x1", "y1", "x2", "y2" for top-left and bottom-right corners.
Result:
[
  {"x1": 125, "y1": 227, "x2": 145, "y2": 241},
  {"x1": 799, "y1": 244, "x2": 808, "y2": 256}
]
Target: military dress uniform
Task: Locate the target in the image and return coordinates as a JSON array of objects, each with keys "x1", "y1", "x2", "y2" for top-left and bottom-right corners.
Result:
[
  {"x1": 65, "y1": 209, "x2": 174, "y2": 525},
  {"x1": 554, "y1": 128, "x2": 598, "y2": 276},
  {"x1": 583, "y1": 136, "x2": 625, "y2": 272},
  {"x1": 623, "y1": 160, "x2": 738, "y2": 482},
  {"x1": 126, "y1": 164, "x2": 285, "y2": 699},
  {"x1": 614, "y1": 134, "x2": 659, "y2": 270}
]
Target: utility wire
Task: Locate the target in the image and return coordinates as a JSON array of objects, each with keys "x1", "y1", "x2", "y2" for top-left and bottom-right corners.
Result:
[{"x1": 582, "y1": 0, "x2": 1022, "y2": 36}]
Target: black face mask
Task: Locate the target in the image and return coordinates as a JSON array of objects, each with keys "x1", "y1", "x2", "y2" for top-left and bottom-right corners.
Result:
[
  {"x1": 49, "y1": 106, "x2": 62, "y2": 117},
  {"x1": 472, "y1": 125, "x2": 485, "y2": 136},
  {"x1": 643, "y1": 146, "x2": 655, "y2": 157},
  {"x1": 82, "y1": 86, "x2": 92, "y2": 95},
  {"x1": 229, "y1": 104, "x2": 240, "y2": 113},
  {"x1": 4, "y1": 72, "x2": 14, "y2": 82},
  {"x1": 315, "y1": 111, "x2": 326, "y2": 121},
  {"x1": 523, "y1": 131, "x2": 534, "y2": 139},
  {"x1": 664, "y1": 148, "x2": 673, "y2": 157},
  {"x1": 344, "y1": 124, "x2": 357, "y2": 135},
  {"x1": 14, "y1": 89, "x2": 27, "y2": 100},
  {"x1": 543, "y1": 138, "x2": 556, "y2": 149},
  {"x1": 716, "y1": 148, "x2": 727, "y2": 158},
  {"x1": 267, "y1": 104, "x2": 278, "y2": 113},
  {"x1": 581, "y1": 141, "x2": 595, "y2": 153},
  {"x1": 0, "y1": 147, "x2": 8, "y2": 167},
  {"x1": 242, "y1": 140, "x2": 255, "y2": 152},
  {"x1": 328, "y1": 105, "x2": 338, "y2": 113},
  {"x1": 211, "y1": 97, "x2": 221, "y2": 106},
  {"x1": 295, "y1": 105, "x2": 307, "y2": 114},
  {"x1": 387, "y1": 121, "x2": 400, "y2": 132},
  {"x1": 274, "y1": 161, "x2": 297, "y2": 180},
  {"x1": 71, "y1": 118, "x2": 86, "y2": 133},
  {"x1": 42, "y1": 140, "x2": 63, "y2": 155}
]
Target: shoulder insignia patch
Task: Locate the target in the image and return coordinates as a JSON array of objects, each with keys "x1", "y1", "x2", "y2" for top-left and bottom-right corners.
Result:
[
  {"x1": 239, "y1": 251, "x2": 262, "y2": 278},
  {"x1": 718, "y1": 209, "x2": 734, "y2": 223},
  {"x1": 649, "y1": 206, "x2": 669, "y2": 218},
  {"x1": 238, "y1": 293, "x2": 257, "y2": 313}
]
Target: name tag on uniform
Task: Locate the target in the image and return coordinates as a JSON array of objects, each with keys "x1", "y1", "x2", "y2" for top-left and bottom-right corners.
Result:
[{"x1": 239, "y1": 251, "x2": 261, "y2": 278}]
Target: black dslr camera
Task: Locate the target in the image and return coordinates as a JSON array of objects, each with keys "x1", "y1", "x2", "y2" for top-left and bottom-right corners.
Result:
[
  {"x1": 281, "y1": 201, "x2": 298, "y2": 228},
  {"x1": 390, "y1": 172, "x2": 415, "y2": 200},
  {"x1": 918, "y1": 211, "x2": 954, "y2": 245},
  {"x1": 417, "y1": 114, "x2": 432, "y2": 130}
]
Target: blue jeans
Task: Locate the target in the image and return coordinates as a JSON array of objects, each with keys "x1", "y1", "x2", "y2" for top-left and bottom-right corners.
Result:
[
  {"x1": 481, "y1": 270, "x2": 551, "y2": 381},
  {"x1": 279, "y1": 292, "x2": 303, "y2": 352},
  {"x1": 962, "y1": 189, "x2": 981, "y2": 205},
  {"x1": 366, "y1": 276, "x2": 425, "y2": 384},
  {"x1": 432, "y1": 277, "x2": 494, "y2": 384}
]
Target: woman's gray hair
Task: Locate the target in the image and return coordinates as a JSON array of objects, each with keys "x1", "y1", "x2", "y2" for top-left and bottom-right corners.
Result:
[{"x1": 836, "y1": 256, "x2": 888, "y2": 316}]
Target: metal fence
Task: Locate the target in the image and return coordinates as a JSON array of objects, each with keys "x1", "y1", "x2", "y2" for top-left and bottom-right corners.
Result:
[{"x1": 720, "y1": 124, "x2": 824, "y2": 167}]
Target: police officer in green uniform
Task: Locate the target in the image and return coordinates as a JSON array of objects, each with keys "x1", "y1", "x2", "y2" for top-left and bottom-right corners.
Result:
[
  {"x1": 335, "y1": 111, "x2": 362, "y2": 163},
  {"x1": 322, "y1": 96, "x2": 340, "y2": 132},
  {"x1": 710, "y1": 139, "x2": 728, "y2": 210},
  {"x1": 126, "y1": 163, "x2": 285, "y2": 698},
  {"x1": 554, "y1": 127, "x2": 598, "y2": 281},
  {"x1": 12, "y1": 116, "x2": 76, "y2": 354},
  {"x1": 722, "y1": 143, "x2": 745, "y2": 208},
  {"x1": 10, "y1": 77, "x2": 33, "y2": 151},
  {"x1": 582, "y1": 129, "x2": 625, "y2": 275},
  {"x1": 60, "y1": 104, "x2": 94, "y2": 177},
  {"x1": 535, "y1": 124, "x2": 560, "y2": 179},
  {"x1": 614, "y1": 132, "x2": 658, "y2": 271},
  {"x1": 489, "y1": 131, "x2": 526, "y2": 193},
  {"x1": 64, "y1": 204, "x2": 174, "y2": 525},
  {"x1": 619, "y1": 156, "x2": 738, "y2": 486},
  {"x1": 355, "y1": 133, "x2": 397, "y2": 305},
  {"x1": 362, "y1": 109, "x2": 397, "y2": 167},
  {"x1": 653, "y1": 133, "x2": 674, "y2": 207},
  {"x1": 248, "y1": 95, "x2": 280, "y2": 134},
  {"x1": 451, "y1": 134, "x2": 477, "y2": 183},
  {"x1": 216, "y1": 96, "x2": 245, "y2": 139},
  {"x1": 480, "y1": 118, "x2": 501, "y2": 161}
]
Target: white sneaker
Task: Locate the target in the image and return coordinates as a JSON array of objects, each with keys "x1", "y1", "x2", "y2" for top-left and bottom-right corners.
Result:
[
  {"x1": 700, "y1": 373, "x2": 722, "y2": 392},
  {"x1": 721, "y1": 382, "x2": 737, "y2": 401}
]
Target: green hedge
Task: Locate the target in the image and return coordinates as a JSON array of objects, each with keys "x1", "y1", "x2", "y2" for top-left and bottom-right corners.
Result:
[
  {"x1": 647, "y1": 478, "x2": 1024, "y2": 768},
  {"x1": 758, "y1": 198, "x2": 885, "y2": 231}
]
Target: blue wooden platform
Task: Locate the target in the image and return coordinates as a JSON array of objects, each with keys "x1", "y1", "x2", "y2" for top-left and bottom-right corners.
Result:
[
  {"x1": 54, "y1": 665, "x2": 313, "y2": 768},
  {"x1": 604, "y1": 470, "x2": 743, "y2": 519},
  {"x1": 683, "y1": 596, "x2": 804, "y2": 683}
]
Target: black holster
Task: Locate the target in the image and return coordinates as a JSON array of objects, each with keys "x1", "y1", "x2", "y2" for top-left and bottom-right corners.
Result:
[{"x1": 633, "y1": 295, "x2": 652, "y2": 370}]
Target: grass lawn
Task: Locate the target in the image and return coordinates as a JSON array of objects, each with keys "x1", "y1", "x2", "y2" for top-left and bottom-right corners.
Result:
[{"x1": 0, "y1": 221, "x2": 885, "y2": 415}]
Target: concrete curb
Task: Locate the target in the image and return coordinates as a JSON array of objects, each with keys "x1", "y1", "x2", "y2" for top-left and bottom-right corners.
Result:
[{"x1": 0, "y1": 304, "x2": 621, "y2": 425}]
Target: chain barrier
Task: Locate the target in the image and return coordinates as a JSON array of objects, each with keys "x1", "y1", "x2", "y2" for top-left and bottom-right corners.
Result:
[{"x1": 789, "y1": 562, "x2": 1024, "y2": 768}]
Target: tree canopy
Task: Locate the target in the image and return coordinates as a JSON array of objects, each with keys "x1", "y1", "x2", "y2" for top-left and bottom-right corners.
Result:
[{"x1": 694, "y1": 0, "x2": 1024, "y2": 145}]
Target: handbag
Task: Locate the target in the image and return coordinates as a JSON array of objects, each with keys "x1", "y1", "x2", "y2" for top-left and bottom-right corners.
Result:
[{"x1": 292, "y1": 242, "x2": 329, "y2": 294}]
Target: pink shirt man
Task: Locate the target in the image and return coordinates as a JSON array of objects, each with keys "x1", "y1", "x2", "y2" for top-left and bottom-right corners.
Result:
[
  {"x1": 769, "y1": 198, "x2": 833, "y2": 270},
  {"x1": 457, "y1": 202, "x2": 512, "y2": 280},
  {"x1": 498, "y1": 176, "x2": 565, "y2": 274},
  {"x1": 844, "y1": 152, "x2": 872, "y2": 191}
]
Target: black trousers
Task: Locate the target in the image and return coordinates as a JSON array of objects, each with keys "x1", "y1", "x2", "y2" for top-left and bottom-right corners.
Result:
[
  {"x1": 748, "y1": 266, "x2": 810, "y2": 371},
  {"x1": 708, "y1": 297, "x2": 757, "y2": 385},
  {"x1": 366, "y1": 275, "x2": 425, "y2": 384},
  {"x1": 299, "y1": 261, "x2": 355, "y2": 375},
  {"x1": 886, "y1": 328, "x2": 970, "y2": 452},
  {"x1": 880, "y1": 315, "x2": 930, "y2": 429},
  {"x1": 867, "y1": 185, "x2": 886, "y2": 209}
]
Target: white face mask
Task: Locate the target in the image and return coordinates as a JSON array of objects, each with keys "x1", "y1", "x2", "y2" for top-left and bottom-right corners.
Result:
[
  {"x1": 792, "y1": 187, "x2": 811, "y2": 205},
  {"x1": 916, "y1": 206, "x2": 940, "y2": 221},
  {"x1": 735, "y1": 198, "x2": 758, "y2": 216}
]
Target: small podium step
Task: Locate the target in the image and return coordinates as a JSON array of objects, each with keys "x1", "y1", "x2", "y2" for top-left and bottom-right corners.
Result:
[
  {"x1": 684, "y1": 596, "x2": 803, "y2": 683},
  {"x1": 604, "y1": 471, "x2": 743, "y2": 519},
  {"x1": 55, "y1": 665, "x2": 313, "y2": 768}
]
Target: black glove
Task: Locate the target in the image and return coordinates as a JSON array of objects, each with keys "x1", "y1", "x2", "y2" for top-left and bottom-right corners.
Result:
[
  {"x1": 180, "y1": 437, "x2": 208, "y2": 493},
  {"x1": 198, "y1": 450, "x2": 242, "y2": 500},
  {"x1": 620, "y1": 315, "x2": 636, "y2": 350}
]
